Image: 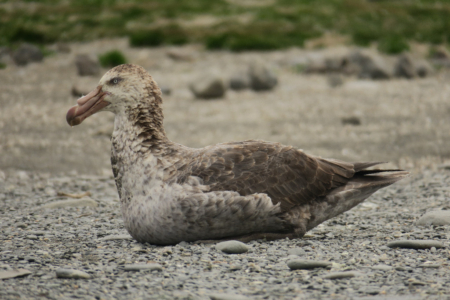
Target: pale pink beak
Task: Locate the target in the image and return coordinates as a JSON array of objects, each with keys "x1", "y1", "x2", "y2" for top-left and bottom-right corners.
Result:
[{"x1": 66, "y1": 86, "x2": 110, "y2": 126}]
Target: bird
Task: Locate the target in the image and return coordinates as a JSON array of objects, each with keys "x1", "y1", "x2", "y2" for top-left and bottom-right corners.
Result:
[{"x1": 66, "y1": 64, "x2": 408, "y2": 245}]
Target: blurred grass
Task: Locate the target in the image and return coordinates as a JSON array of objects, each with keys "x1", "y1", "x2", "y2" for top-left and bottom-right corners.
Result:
[
  {"x1": 98, "y1": 49, "x2": 127, "y2": 67},
  {"x1": 1, "y1": 0, "x2": 449, "y2": 52}
]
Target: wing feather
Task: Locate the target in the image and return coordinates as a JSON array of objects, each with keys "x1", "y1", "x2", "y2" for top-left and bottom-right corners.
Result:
[{"x1": 176, "y1": 140, "x2": 358, "y2": 211}]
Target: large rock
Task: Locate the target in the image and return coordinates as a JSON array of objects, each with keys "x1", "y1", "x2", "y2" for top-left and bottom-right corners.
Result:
[
  {"x1": 75, "y1": 54, "x2": 100, "y2": 76},
  {"x1": 190, "y1": 75, "x2": 226, "y2": 99},
  {"x1": 415, "y1": 59, "x2": 434, "y2": 78},
  {"x1": 12, "y1": 44, "x2": 43, "y2": 66},
  {"x1": 348, "y1": 50, "x2": 393, "y2": 79},
  {"x1": 229, "y1": 73, "x2": 250, "y2": 91},
  {"x1": 249, "y1": 64, "x2": 278, "y2": 91},
  {"x1": 394, "y1": 53, "x2": 416, "y2": 79}
]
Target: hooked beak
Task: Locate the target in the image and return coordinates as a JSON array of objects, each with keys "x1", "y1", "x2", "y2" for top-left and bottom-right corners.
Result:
[{"x1": 66, "y1": 86, "x2": 110, "y2": 126}]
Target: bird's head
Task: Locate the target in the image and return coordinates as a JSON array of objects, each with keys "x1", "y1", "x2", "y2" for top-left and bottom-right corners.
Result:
[{"x1": 66, "y1": 64, "x2": 161, "y2": 126}]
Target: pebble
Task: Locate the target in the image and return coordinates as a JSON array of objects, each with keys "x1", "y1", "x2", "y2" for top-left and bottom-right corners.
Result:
[
  {"x1": 41, "y1": 198, "x2": 98, "y2": 209},
  {"x1": 417, "y1": 264, "x2": 440, "y2": 268},
  {"x1": 287, "y1": 248, "x2": 305, "y2": 256},
  {"x1": 209, "y1": 293, "x2": 251, "y2": 300},
  {"x1": 387, "y1": 240, "x2": 444, "y2": 249},
  {"x1": 215, "y1": 241, "x2": 249, "y2": 254},
  {"x1": 101, "y1": 234, "x2": 132, "y2": 241},
  {"x1": 123, "y1": 263, "x2": 162, "y2": 272},
  {"x1": 0, "y1": 269, "x2": 32, "y2": 279},
  {"x1": 287, "y1": 259, "x2": 332, "y2": 270},
  {"x1": 323, "y1": 271, "x2": 359, "y2": 279},
  {"x1": 55, "y1": 268, "x2": 91, "y2": 279},
  {"x1": 416, "y1": 210, "x2": 450, "y2": 226}
]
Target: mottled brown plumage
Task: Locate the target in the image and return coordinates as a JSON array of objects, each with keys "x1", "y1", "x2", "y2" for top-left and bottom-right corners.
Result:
[{"x1": 66, "y1": 64, "x2": 408, "y2": 245}]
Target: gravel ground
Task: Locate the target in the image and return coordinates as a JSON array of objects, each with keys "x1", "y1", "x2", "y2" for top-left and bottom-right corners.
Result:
[
  {"x1": 1, "y1": 39, "x2": 450, "y2": 299},
  {"x1": 0, "y1": 168, "x2": 449, "y2": 299}
]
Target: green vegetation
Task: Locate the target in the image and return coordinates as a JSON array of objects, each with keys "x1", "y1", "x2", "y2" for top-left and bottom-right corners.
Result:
[
  {"x1": 98, "y1": 50, "x2": 127, "y2": 68},
  {"x1": 1, "y1": 0, "x2": 450, "y2": 52}
]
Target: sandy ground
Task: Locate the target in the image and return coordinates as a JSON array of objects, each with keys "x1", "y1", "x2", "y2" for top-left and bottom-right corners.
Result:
[{"x1": 1, "y1": 39, "x2": 450, "y2": 177}]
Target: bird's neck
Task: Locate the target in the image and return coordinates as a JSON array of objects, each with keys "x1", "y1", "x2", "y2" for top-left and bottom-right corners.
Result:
[{"x1": 112, "y1": 104, "x2": 172, "y2": 159}]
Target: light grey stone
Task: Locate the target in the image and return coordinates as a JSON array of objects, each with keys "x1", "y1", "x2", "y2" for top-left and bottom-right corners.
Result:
[
  {"x1": 215, "y1": 240, "x2": 248, "y2": 254},
  {"x1": 0, "y1": 269, "x2": 32, "y2": 280},
  {"x1": 323, "y1": 271, "x2": 360, "y2": 279},
  {"x1": 56, "y1": 268, "x2": 91, "y2": 279},
  {"x1": 287, "y1": 248, "x2": 305, "y2": 256},
  {"x1": 387, "y1": 240, "x2": 444, "y2": 249},
  {"x1": 101, "y1": 234, "x2": 132, "y2": 241},
  {"x1": 416, "y1": 210, "x2": 450, "y2": 226},
  {"x1": 123, "y1": 263, "x2": 162, "y2": 272},
  {"x1": 42, "y1": 198, "x2": 98, "y2": 209},
  {"x1": 287, "y1": 259, "x2": 332, "y2": 270}
]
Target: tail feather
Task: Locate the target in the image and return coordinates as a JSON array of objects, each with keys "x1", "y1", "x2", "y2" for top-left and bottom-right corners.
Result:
[{"x1": 304, "y1": 167, "x2": 408, "y2": 231}]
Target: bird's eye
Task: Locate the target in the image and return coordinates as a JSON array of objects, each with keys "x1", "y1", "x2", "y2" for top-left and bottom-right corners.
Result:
[{"x1": 110, "y1": 77, "x2": 121, "y2": 85}]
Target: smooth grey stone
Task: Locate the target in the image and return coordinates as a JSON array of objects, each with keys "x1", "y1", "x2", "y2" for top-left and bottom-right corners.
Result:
[
  {"x1": 287, "y1": 248, "x2": 305, "y2": 256},
  {"x1": 56, "y1": 268, "x2": 91, "y2": 279},
  {"x1": 209, "y1": 293, "x2": 250, "y2": 300},
  {"x1": 190, "y1": 75, "x2": 226, "y2": 99},
  {"x1": 323, "y1": 271, "x2": 359, "y2": 279},
  {"x1": 416, "y1": 210, "x2": 450, "y2": 226},
  {"x1": 215, "y1": 241, "x2": 248, "y2": 254},
  {"x1": 0, "y1": 269, "x2": 32, "y2": 279},
  {"x1": 75, "y1": 54, "x2": 100, "y2": 76},
  {"x1": 101, "y1": 234, "x2": 132, "y2": 241},
  {"x1": 387, "y1": 240, "x2": 444, "y2": 249},
  {"x1": 123, "y1": 263, "x2": 162, "y2": 272},
  {"x1": 287, "y1": 259, "x2": 331, "y2": 270},
  {"x1": 249, "y1": 64, "x2": 278, "y2": 91},
  {"x1": 26, "y1": 235, "x2": 38, "y2": 240},
  {"x1": 371, "y1": 264, "x2": 393, "y2": 271},
  {"x1": 42, "y1": 198, "x2": 98, "y2": 209}
]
